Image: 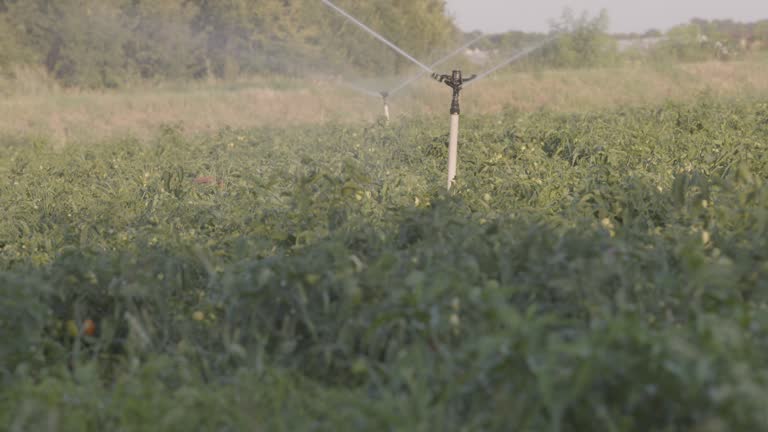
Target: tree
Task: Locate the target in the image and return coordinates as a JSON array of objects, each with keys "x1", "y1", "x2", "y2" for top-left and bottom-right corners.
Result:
[
  {"x1": 540, "y1": 8, "x2": 618, "y2": 68},
  {"x1": 0, "y1": 9, "x2": 29, "y2": 75},
  {"x1": 0, "y1": 0, "x2": 462, "y2": 85},
  {"x1": 122, "y1": 0, "x2": 206, "y2": 80},
  {"x1": 7, "y1": 0, "x2": 134, "y2": 87},
  {"x1": 754, "y1": 21, "x2": 768, "y2": 46},
  {"x1": 655, "y1": 24, "x2": 710, "y2": 62},
  {"x1": 317, "y1": 0, "x2": 456, "y2": 75}
]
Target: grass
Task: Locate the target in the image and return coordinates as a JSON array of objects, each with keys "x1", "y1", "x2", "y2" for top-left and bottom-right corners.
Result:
[
  {"x1": 1, "y1": 93, "x2": 768, "y2": 430},
  {"x1": 1, "y1": 58, "x2": 767, "y2": 145}
]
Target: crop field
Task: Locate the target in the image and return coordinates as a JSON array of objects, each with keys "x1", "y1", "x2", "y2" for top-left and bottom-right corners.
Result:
[
  {"x1": 1, "y1": 58, "x2": 767, "y2": 144},
  {"x1": 1, "y1": 94, "x2": 768, "y2": 431}
]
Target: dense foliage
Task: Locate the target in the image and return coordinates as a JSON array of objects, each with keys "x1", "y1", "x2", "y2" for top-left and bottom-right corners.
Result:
[
  {"x1": 3, "y1": 0, "x2": 766, "y2": 89},
  {"x1": 2, "y1": 96, "x2": 768, "y2": 430},
  {"x1": 466, "y1": 10, "x2": 619, "y2": 70},
  {"x1": 490, "y1": 14, "x2": 768, "y2": 70},
  {"x1": 0, "y1": 0, "x2": 456, "y2": 86}
]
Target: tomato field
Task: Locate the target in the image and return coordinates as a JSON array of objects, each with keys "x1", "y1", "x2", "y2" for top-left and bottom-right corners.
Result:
[{"x1": 2, "y1": 95, "x2": 768, "y2": 430}]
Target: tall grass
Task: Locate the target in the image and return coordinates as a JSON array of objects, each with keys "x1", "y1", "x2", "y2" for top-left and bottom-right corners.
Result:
[{"x1": 1, "y1": 60, "x2": 767, "y2": 146}]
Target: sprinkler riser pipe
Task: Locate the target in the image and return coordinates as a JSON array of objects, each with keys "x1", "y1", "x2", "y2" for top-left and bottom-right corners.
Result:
[
  {"x1": 384, "y1": 102, "x2": 390, "y2": 123},
  {"x1": 448, "y1": 113, "x2": 459, "y2": 190},
  {"x1": 433, "y1": 70, "x2": 475, "y2": 190}
]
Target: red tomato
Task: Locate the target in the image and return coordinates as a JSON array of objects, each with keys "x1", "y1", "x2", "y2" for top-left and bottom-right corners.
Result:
[{"x1": 83, "y1": 319, "x2": 96, "y2": 337}]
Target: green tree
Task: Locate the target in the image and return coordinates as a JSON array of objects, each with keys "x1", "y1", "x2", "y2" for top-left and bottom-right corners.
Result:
[
  {"x1": 0, "y1": 9, "x2": 30, "y2": 75},
  {"x1": 122, "y1": 0, "x2": 206, "y2": 80},
  {"x1": 238, "y1": 0, "x2": 329, "y2": 76},
  {"x1": 0, "y1": 0, "x2": 462, "y2": 85},
  {"x1": 317, "y1": 0, "x2": 456, "y2": 75},
  {"x1": 541, "y1": 8, "x2": 618, "y2": 68},
  {"x1": 187, "y1": 0, "x2": 255, "y2": 79},
  {"x1": 7, "y1": 0, "x2": 134, "y2": 87},
  {"x1": 655, "y1": 23, "x2": 710, "y2": 62},
  {"x1": 751, "y1": 20, "x2": 768, "y2": 48}
]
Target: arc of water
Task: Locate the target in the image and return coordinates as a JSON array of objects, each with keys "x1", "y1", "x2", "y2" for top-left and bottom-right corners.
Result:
[
  {"x1": 321, "y1": 0, "x2": 433, "y2": 74},
  {"x1": 464, "y1": 34, "x2": 561, "y2": 88},
  {"x1": 338, "y1": 80, "x2": 382, "y2": 98},
  {"x1": 389, "y1": 34, "x2": 487, "y2": 97}
]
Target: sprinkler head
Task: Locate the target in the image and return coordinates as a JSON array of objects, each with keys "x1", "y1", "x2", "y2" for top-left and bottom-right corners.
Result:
[
  {"x1": 432, "y1": 71, "x2": 477, "y2": 90},
  {"x1": 432, "y1": 70, "x2": 477, "y2": 115}
]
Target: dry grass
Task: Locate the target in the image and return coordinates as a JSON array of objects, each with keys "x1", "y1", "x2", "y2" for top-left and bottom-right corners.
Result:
[{"x1": 1, "y1": 59, "x2": 767, "y2": 145}]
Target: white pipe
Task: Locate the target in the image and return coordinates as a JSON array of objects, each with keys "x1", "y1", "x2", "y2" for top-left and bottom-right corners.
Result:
[
  {"x1": 448, "y1": 113, "x2": 459, "y2": 190},
  {"x1": 384, "y1": 102, "x2": 390, "y2": 124}
]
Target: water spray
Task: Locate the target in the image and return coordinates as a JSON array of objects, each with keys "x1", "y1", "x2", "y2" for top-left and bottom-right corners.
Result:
[
  {"x1": 464, "y1": 34, "x2": 560, "y2": 88},
  {"x1": 338, "y1": 81, "x2": 391, "y2": 122},
  {"x1": 339, "y1": 80, "x2": 381, "y2": 99},
  {"x1": 321, "y1": 0, "x2": 438, "y2": 123},
  {"x1": 322, "y1": 0, "x2": 490, "y2": 125},
  {"x1": 432, "y1": 70, "x2": 476, "y2": 190},
  {"x1": 433, "y1": 35, "x2": 561, "y2": 190},
  {"x1": 337, "y1": 35, "x2": 487, "y2": 123},
  {"x1": 321, "y1": 0, "x2": 433, "y2": 74},
  {"x1": 322, "y1": 0, "x2": 564, "y2": 191},
  {"x1": 389, "y1": 34, "x2": 486, "y2": 97}
]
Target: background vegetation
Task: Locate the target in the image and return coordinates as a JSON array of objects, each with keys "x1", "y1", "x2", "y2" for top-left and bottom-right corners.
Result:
[
  {"x1": 0, "y1": 0, "x2": 456, "y2": 87},
  {"x1": 0, "y1": 0, "x2": 766, "y2": 89},
  {"x1": 2, "y1": 59, "x2": 768, "y2": 145}
]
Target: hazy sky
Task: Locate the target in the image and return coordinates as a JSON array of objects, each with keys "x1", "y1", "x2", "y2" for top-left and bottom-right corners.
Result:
[{"x1": 445, "y1": 0, "x2": 768, "y2": 34}]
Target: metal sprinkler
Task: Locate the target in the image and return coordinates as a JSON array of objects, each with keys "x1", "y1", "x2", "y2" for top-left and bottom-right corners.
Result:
[
  {"x1": 432, "y1": 35, "x2": 562, "y2": 191},
  {"x1": 432, "y1": 70, "x2": 476, "y2": 190}
]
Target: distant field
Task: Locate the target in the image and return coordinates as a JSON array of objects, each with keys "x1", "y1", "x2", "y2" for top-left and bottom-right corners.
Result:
[
  {"x1": 2, "y1": 95, "x2": 768, "y2": 430},
  {"x1": 1, "y1": 58, "x2": 767, "y2": 144}
]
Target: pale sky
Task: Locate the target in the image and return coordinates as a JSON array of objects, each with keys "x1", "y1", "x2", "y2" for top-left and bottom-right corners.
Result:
[{"x1": 445, "y1": 0, "x2": 768, "y2": 34}]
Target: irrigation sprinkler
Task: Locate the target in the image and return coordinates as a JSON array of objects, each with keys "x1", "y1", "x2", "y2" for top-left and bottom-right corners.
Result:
[
  {"x1": 321, "y1": 0, "x2": 563, "y2": 190},
  {"x1": 381, "y1": 91, "x2": 390, "y2": 123},
  {"x1": 373, "y1": 36, "x2": 485, "y2": 121},
  {"x1": 321, "y1": 0, "x2": 489, "y2": 124},
  {"x1": 337, "y1": 35, "x2": 486, "y2": 123},
  {"x1": 433, "y1": 35, "x2": 561, "y2": 190},
  {"x1": 389, "y1": 34, "x2": 486, "y2": 97},
  {"x1": 432, "y1": 70, "x2": 476, "y2": 190},
  {"x1": 321, "y1": 0, "x2": 435, "y2": 123},
  {"x1": 338, "y1": 80, "x2": 391, "y2": 122}
]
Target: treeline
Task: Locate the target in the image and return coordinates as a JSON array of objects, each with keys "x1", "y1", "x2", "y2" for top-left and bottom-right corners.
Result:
[
  {"x1": 617, "y1": 18, "x2": 768, "y2": 43},
  {"x1": 652, "y1": 18, "x2": 768, "y2": 62},
  {"x1": 471, "y1": 9, "x2": 620, "y2": 70},
  {"x1": 1, "y1": 1, "x2": 766, "y2": 89},
  {"x1": 0, "y1": 0, "x2": 456, "y2": 88},
  {"x1": 473, "y1": 13, "x2": 768, "y2": 70}
]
